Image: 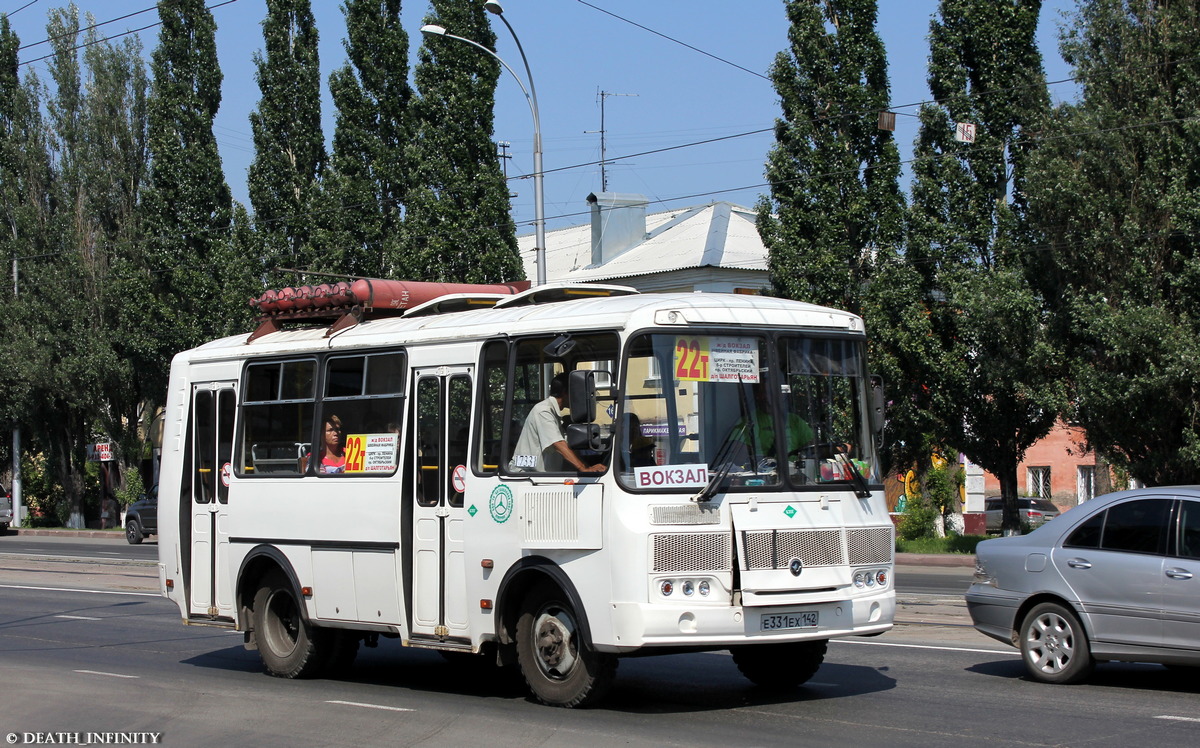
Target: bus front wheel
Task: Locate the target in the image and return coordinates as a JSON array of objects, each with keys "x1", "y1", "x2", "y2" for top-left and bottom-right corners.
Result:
[
  {"x1": 515, "y1": 582, "x2": 616, "y2": 707},
  {"x1": 731, "y1": 640, "x2": 827, "y2": 688},
  {"x1": 253, "y1": 571, "x2": 327, "y2": 679}
]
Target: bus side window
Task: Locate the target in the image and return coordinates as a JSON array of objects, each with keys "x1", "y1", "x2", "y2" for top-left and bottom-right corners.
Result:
[{"x1": 476, "y1": 339, "x2": 508, "y2": 474}]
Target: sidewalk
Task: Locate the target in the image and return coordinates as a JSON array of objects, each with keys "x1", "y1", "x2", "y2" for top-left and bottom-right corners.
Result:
[{"x1": 6, "y1": 527, "x2": 128, "y2": 540}]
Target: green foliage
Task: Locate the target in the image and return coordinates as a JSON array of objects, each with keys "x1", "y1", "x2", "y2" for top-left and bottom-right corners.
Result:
[
  {"x1": 873, "y1": 0, "x2": 1063, "y2": 532},
  {"x1": 1024, "y1": 0, "x2": 1200, "y2": 485},
  {"x1": 113, "y1": 464, "x2": 144, "y2": 508},
  {"x1": 249, "y1": 0, "x2": 325, "y2": 282},
  {"x1": 896, "y1": 534, "x2": 986, "y2": 554},
  {"x1": 757, "y1": 0, "x2": 905, "y2": 317},
  {"x1": 897, "y1": 498, "x2": 939, "y2": 541},
  {"x1": 402, "y1": 0, "x2": 524, "y2": 283},
  {"x1": 319, "y1": 0, "x2": 412, "y2": 279}
]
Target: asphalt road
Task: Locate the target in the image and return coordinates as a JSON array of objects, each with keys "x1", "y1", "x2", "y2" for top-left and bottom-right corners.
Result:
[{"x1": 3, "y1": 542, "x2": 1200, "y2": 746}]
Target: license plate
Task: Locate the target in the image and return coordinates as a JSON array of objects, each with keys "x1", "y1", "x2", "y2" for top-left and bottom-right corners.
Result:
[{"x1": 761, "y1": 610, "x2": 819, "y2": 631}]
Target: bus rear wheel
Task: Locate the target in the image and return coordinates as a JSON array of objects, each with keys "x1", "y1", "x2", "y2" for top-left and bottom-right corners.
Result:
[
  {"x1": 731, "y1": 640, "x2": 827, "y2": 688},
  {"x1": 253, "y1": 571, "x2": 327, "y2": 679},
  {"x1": 515, "y1": 582, "x2": 616, "y2": 707}
]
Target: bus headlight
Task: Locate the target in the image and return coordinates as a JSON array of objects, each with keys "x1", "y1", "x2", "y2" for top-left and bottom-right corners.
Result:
[
  {"x1": 698, "y1": 580, "x2": 710, "y2": 596},
  {"x1": 661, "y1": 580, "x2": 674, "y2": 596},
  {"x1": 682, "y1": 580, "x2": 695, "y2": 596}
]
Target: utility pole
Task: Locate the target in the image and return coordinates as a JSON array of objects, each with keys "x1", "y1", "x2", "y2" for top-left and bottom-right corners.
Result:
[
  {"x1": 584, "y1": 89, "x2": 637, "y2": 193},
  {"x1": 496, "y1": 141, "x2": 518, "y2": 199},
  {"x1": 11, "y1": 257, "x2": 22, "y2": 528}
]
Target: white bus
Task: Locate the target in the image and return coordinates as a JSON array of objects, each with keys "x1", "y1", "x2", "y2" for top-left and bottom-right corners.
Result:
[{"x1": 156, "y1": 280, "x2": 894, "y2": 707}]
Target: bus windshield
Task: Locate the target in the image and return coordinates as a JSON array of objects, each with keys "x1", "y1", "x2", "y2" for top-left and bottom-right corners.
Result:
[{"x1": 617, "y1": 332, "x2": 878, "y2": 493}]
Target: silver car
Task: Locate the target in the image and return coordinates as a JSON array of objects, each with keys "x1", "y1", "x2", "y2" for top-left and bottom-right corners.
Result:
[{"x1": 967, "y1": 486, "x2": 1200, "y2": 684}]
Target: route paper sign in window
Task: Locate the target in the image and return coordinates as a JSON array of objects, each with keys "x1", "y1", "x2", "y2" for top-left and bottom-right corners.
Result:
[
  {"x1": 673, "y1": 336, "x2": 759, "y2": 383},
  {"x1": 343, "y1": 433, "x2": 399, "y2": 473}
]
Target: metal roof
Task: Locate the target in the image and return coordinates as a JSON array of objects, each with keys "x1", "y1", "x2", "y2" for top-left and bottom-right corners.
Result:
[{"x1": 518, "y1": 201, "x2": 768, "y2": 283}]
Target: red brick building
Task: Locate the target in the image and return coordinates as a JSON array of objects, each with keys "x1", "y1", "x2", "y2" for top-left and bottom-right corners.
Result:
[{"x1": 982, "y1": 419, "x2": 1099, "y2": 508}]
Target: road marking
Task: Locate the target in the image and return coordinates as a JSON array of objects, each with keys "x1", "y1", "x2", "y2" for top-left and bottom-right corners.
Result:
[
  {"x1": 0, "y1": 584, "x2": 159, "y2": 598},
  {"x1": 833, "y1": 639, "x2": 1018, "y2": 656},
  {"x1": 1155, "y1": 715, "x2": 1200, "y2": 723},
  {"x1": 75, "y1": 670, "x2": 139, "y2": 679},
  {"x1": 55, "y1": 614, "x2": 102, "y2": 621},
  {"x1": 326, "y1": 700, "x2": 414, "y2": 713}
]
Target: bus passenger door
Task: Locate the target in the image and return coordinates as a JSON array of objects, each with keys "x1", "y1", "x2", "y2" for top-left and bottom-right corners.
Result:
[
  {"x1": 411, "y1": 367, "x2": 473, "y2": 646},
  {"x1": 189, "y1": 383, "x2": 237, "y2": 620}
]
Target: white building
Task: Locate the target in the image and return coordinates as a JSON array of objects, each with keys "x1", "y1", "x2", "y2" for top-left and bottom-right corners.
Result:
[{"x1": 517, "y1": 193, "x2": 771, "y2": 293}]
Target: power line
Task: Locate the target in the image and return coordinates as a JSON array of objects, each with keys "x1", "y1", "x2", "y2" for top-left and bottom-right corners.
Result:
[
  {"x1": 17, "y1": 0, "x2": 241, "y2": 68},
  {"x1": 5, "y1": 0, "x2": 40, "y2": 18},
  {"x1": 17, "y1": 3, "x2": 159, "y2": 51},
  {"x1": 575, "y1": 0, "x2": 770, "y2": 82}
]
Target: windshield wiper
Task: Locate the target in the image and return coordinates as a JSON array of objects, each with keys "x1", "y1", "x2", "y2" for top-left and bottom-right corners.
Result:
[
  {"x1": 690, "y1": 419, "x2": 747, "y2": 503},
  {"x1": 836, "y1": 452, "x2": 872, "y2": 499}
]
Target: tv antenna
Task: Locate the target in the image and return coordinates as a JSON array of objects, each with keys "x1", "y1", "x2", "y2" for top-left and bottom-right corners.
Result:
[{"x1": 584, "y1": 89, "x2": 637, "y2": 193}]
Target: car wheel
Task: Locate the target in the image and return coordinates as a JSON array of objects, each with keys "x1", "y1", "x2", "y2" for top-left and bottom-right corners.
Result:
[
  {"x1": 730, "y1": 640, "x2": 827, "y2": 688},
  {"x1": 1019, "y1": 601, "x2": 1093, "y2": 684},
  {"x1": 125, "y1": 519, "x2": 143, "y2": 545},
  {"x1": 253, "y1": 571, "x2": 328, "y2": 679},
  {"x1": 515, "y1": 581, "x2": 616, "y2": 707}
]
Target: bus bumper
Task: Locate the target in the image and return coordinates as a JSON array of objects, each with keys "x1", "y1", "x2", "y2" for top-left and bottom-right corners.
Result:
[{"x1": 600, "y1": 589, "x2": 895, "y2": 651}]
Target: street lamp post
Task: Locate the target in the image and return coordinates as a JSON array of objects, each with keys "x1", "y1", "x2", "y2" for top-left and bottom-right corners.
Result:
[{"x1": 421, "y1": 1, "x2": 546, "y2": 286}]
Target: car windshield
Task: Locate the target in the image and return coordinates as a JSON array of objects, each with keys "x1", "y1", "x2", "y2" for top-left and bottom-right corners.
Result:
[
  {"x1": 616, "y1": 332, "x2": 878, "y2": 493},
  {"x1": 1031, "y1": 500, "x2": 1058, "y2": 512}
]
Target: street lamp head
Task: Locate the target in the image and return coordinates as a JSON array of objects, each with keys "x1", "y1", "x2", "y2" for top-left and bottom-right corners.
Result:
[
  {"x1": 420, "y1": 24, "x2": 448, "y2": 37},
  {"x1": 484, "y1": 1, "x2": 504, "y2": 16}
]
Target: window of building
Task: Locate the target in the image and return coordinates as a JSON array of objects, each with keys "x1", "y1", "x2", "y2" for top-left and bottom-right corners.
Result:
[
  {"x1": 1077, "y1": 465, "x2": 1096, "y2": 504},
  {"x1": 1027, "y1": 466, "x2": 1051, "y2": 499}
]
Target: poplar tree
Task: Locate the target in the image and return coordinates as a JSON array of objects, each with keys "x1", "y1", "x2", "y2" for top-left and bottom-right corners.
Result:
[
  {"x1": 402, "y1": 0, "x2": 524, "y2": 283},
  {"x1": 142, "y1": 0, "x2": 233, "y2": 369},
  {"x1": 317, "y1": 0, "x2": 412, "y2": 279},
  {"x1": 0, "y1": 14, "x2": 52, "y2": 474},
  {"x1": 248, "y1": 0, "x2": 324, "y2": 283},
  {"x1": 756, "y1": 0, "x2": 905, "y2": 316},
  {"x1": 893, "y1": 0, "x2": 1062, "y2": 534},
  {"x1": 1025, "y1": 0, "x2": 1200, "y2": 485}
]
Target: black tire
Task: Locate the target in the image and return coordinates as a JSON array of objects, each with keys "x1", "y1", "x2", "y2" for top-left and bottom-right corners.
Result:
[
  {"x1": 731, "y1": 640, "x2": 827, "y2": 688},
  {"x1": 253, "y1": 571, "x2": 327, "y2": 679},
  {"x1": 125, "y1": 520, "x2": 143, "y2": 545},
  {"x1": 1019, "y1": 601, "x2": 1093, "y2": 684},
  {"x1": 515, "y1": 581, "x2": 617, "y2": 707}
]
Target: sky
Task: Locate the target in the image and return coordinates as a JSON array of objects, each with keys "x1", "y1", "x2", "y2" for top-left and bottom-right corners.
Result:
[{"x1": 5, "y1": 0, "x2": 1081, "y2": 234}]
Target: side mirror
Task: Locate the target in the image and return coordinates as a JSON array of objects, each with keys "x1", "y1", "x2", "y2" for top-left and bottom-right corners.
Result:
[
  {"x1": 566, "y1": 423, "x2": 604, "y2": 453},
  {"x1": 567, "y1": 369, "x2": 596, "y2": 424},
  {"x1": 869, "y1": 374, "x2": 886, "y2": 435}
]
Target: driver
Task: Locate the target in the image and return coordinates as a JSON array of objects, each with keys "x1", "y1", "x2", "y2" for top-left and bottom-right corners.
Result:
[{"x1": 734, "y1": 385, "x2": 813, "y2": 458}]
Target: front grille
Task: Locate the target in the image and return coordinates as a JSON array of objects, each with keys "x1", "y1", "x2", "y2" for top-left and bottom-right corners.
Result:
[
  {"x1": 650, "y1": 504, "x2": 722, "y2": 525},
  {"x1": 741, "y1": 529, "x2": 845, "y2": 570},
  {"x1": 652, "y1": 533, "x2": 731, "y2": 572},
  {"x1": 848, "y1": 526, "x2": 894, "y2": 565}
]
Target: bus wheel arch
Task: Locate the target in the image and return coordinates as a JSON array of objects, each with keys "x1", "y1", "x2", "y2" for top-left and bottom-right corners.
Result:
[
  {"x1": 495, "y1": 557, "x2": 590, "y2": 653},
  {"x1": 495, "y1": 558, "x2": 616, "y2": 707}
]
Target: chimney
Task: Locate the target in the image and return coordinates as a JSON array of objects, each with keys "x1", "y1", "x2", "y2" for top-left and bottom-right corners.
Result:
[{"x1": 588, "y1": 192, "x2": 648, "y2": 266}]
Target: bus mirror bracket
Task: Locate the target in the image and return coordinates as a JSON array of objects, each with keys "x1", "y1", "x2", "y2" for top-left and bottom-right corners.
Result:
[
  {"x1": 869, "y1": 374, "x2": 886, "y2": 435},
  {"x1": 567, "y1": 370, "x2": 596, "y2": 424},
  {"x1": 567, "y1": 423, "x2": 604, "y2": 453}
]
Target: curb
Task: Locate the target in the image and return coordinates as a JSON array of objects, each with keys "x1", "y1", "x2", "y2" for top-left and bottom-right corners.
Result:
[
  {"x1": 5, "y1": 528, "x2": 128, "y2": 540},
  {"x1": 7, "y1": 529, "x2": 980, "y2": 567},
  {"x1": 896, "y1": 552, "x2": 976, "y2": 568}
]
